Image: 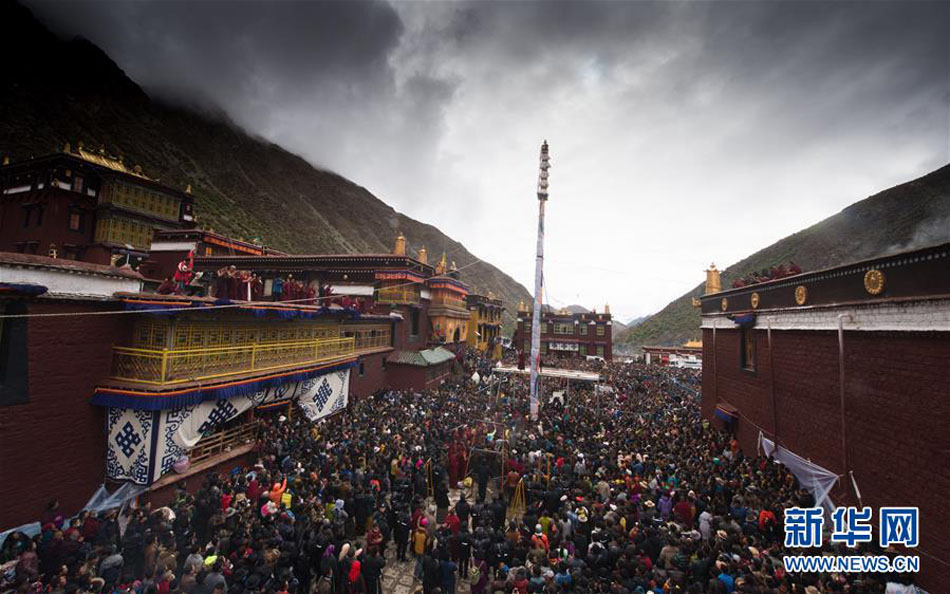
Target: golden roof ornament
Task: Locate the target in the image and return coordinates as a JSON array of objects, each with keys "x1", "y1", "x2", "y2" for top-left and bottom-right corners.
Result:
[
  {"x1": 417, "y1": 245, "x2": 428, "y2": 264},
  {"x1": 705, "y1": 263, "x2": 722, "y2": 295},
  {"x1": 185, "y1": 184, "x2": 192, "y2": 195},
  {"x1": 394, "y1": 232, "x2": 407, "y2": 256},
  {"x1": 604, "y1": 303, "x2": 611, "y2": 315},
  {"x1": 518, "y1": 299, "x2": 527, "y2": 313},
  {"x1": 436, "y1": 251, "x2": 448, "y2": 275}
]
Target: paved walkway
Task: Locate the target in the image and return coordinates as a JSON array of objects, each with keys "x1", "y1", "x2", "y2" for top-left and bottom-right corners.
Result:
[{"x1": 378, "y1": 487, "x2": 478, "y2": 594}]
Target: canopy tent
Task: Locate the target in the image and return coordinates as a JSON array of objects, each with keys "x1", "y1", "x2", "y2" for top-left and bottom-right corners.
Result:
[{"x1": 492, "y1": 366, "x2": 601, "y2": 383}]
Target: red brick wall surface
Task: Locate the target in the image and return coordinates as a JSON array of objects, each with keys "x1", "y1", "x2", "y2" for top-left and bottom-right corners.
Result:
[
  {"x1": 702, "y1": 326, "x2": 950, "y2": 591},
  {"x1": 349, "y1": 351, "x2": 389, "y2": 400},
  {"x1": 0, "y1": 301, "x2": 129, "y2": 530}
]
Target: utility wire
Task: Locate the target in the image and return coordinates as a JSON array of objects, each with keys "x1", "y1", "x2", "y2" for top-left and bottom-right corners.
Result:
[{"x1": 0, "y1": 257, "x2": 484, "y2": 320}]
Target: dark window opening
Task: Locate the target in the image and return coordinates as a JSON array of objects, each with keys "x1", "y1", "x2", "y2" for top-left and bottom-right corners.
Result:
[
  {"x1": 0, "y1": 301, "x2": 30, "y2": 405},
  {"x1": 22, "y1": 205, "x2": 32, "y2": 227},
  {"x1": 35, "y1": 206, "x2": 43, "y2": 227},
  {"x1": 740, "y1": 327, "x2": 756, "y2": 371},
  {"x1": 410, "y1": 309, "x2": 420, "y2": 337},
  {"x1": 68, "y1": 209, "x2": 83, "y2": 232},
  {"x1": 359, "y1": 361, "x2": 365, "y2": 377}
]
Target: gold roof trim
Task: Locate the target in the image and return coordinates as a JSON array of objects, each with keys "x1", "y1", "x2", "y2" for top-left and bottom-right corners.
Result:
[{"x1": 67, "y1": 143, "x2": 151, "y2": 180}]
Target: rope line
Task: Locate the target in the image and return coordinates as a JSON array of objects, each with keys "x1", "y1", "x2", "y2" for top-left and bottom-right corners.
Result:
[{"x1": 0, "y1": 258, "x2": 484, "y2": 320}]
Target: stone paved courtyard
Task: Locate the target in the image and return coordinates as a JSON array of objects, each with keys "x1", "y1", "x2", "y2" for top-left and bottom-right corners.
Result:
[{"x1": 377, "y1": 487, "x2": 478, "y2": 594}]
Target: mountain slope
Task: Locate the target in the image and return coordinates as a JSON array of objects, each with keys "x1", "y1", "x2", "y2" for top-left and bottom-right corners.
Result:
[
  {"x1": 0, "y1": 1, "x2": 530, "y2": 327},
  {"x1": 617, "y1": 162, "x2": 950, "y2": 350}
]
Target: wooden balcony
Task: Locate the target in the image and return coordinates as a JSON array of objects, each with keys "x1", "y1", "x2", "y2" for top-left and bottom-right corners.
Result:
[
  {"x1": 354, "y1": 333, "x2": 391, "y2": 350},
  {"x1": 111, "y1": 336, "x2": 356, "y2": 385},
  {"x1": 188, "y1": 421, "x2": 259, "y2": 466},
  {"x1": 376, "y1": 286, "x2": 421, "y2": 305}
]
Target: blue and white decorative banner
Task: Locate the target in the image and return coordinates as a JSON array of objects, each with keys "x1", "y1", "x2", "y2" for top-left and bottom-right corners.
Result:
[
  {"x1": 105, "y1": 369, "x2": 351, "y2": 485},
  {"x1": 106, "y1": 408, "x2": 157, "y2": 485},
  {"x1": 296, "y1": 369, "x2": 349, "y2": 422}
]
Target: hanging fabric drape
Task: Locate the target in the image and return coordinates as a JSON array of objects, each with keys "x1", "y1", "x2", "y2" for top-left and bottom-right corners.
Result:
[{"x1": 760, "y1": 432, "x2": 839, "y2": 510}]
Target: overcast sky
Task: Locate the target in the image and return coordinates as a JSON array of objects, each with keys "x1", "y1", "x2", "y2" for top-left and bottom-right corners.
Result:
[{"x1": 27, "y1": 0, "x2": 950, "y2": 322}]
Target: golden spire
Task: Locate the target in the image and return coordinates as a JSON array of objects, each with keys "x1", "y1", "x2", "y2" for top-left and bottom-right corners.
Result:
[
  {"x1": 1, "y1": 156, "x2": 9, "y2": 166},
  {"x1": 450, "y1": 260, "x2": 457, "y2": 272},
  {"x1": 604, "y1": 303, "x2": 611, "y2": 315},
  {"x1": 705, "y1": 262, "x2": 722, "y2": 295},
  {"x1": 417, "y1": 245, "x2": 428, "y2": 264},
  {"x1": 518, "y1": 299, "x2": 527, "y2": 313},
  {"x1": 185, "y1": 184, "x2": 192, "y2": 195},
  {"x1": 436, "y1": 251, "x2": 448, "y2": 275},
  {"x1": 394, "y1": 232, "x2": 407, "y2": 256}
]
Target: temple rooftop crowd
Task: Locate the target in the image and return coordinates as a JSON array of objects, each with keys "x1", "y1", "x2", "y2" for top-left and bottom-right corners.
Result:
[
  {"x1": 0, "y1": 353, "x2": 919, "y2": 594},
  {"x1": 730, "y1": 263, "x2": 803, "y2": 289}
]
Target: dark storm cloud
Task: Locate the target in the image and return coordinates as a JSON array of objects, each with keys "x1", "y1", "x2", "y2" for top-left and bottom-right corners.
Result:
[
  {"x1": 30, "y1": 0, "x2": 404, "y2": 100},
  {"x1": 22, "y1": 0, "x2": 950, "y2": 319}
]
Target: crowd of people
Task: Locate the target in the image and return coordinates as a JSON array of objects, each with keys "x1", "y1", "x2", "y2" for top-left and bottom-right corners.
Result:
[
  {"x1": 730, "y1": 263, "x2": 803, "y2": 289},
  {"x1": 0, "y1": 353, "x2": 919, "y2": 594},
  {"x1": 154, "y1": 259, "x2": 368, "y2": 314}
]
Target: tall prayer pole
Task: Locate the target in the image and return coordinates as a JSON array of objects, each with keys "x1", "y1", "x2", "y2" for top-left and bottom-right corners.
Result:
[{"x1": 529, "y1": 141, "x2": 550, "y2": 421}]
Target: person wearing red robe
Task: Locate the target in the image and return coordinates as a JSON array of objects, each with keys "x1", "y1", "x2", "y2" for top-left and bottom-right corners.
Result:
[
  {"x1": 173, "y1": 251, "x2": 195, "y2": 295},
  {"x1": 239, "y1": 270, "x2": 253, "y2": 301},
  {"x1": 157, "y1": 277, "x2": 176, "y2": 295},
  {"x1": 447, "y1": 448, "x2": 461, "y2": 487},
  {"x1": 215, "y1": 266, "x2": 233, "y2": 300},
  {"x1": 251, "y1": 274, "x2": 264, "y2": 301},
  {"x1": 228, "y1": 267, "x2": 242, "y2": 300}
]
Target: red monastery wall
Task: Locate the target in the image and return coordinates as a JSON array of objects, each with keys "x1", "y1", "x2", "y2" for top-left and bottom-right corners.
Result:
[
  {"x1": 0, "y1": 301, "x2": 129, "y2": 530},
  {"x1": 702, "y1": 326, "x2": 950, "y2": 590},
  {"x1": 349, "y1": 351, "x2": 389, "y2": 401}
]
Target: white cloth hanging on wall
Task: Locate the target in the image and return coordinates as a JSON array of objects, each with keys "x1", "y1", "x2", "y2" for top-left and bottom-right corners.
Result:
[{"x1": 760, "y1": 432, "x2": 839, "y2": 510}]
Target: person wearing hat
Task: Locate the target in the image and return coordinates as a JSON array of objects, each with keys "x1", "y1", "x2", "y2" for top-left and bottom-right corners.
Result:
[{"x1": 530, "y1": 525, "x2": 549, "y2": 552}]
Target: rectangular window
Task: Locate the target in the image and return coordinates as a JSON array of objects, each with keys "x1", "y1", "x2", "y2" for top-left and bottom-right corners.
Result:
[
  {"x1": 541, "y1": 342, "x2": 548, "y2": 355},
  {"x1": 0, "y1": 302, "x2": 30, "y2": 405},
  {"x1": 596, "y1": 324, "x2": 605, "y2": 336},
  {"x1": 22, "y1": 205, "x2": 31, "y2": 227},
  {"x1": 579, "y1": 345, "x2": 587, "y2": 357},
  {"x1": 554, "y1": 323, "x2": 573, "y2": 335},
  {"x1": 359, "y1": 361, "x2": 365, "y2": 377},
  {"x1": 204, "y1": 246, "x2": 213, "y2": 256},
  {"x1": 410, "y1": 310, "x2": 420, "y2": 337},
  {"x1": 541, "y1": 322, "x2": 548, "y2": 334},
  {"x1": 578, "y1": 324, "x2": 588, "y2": 336},
  {"x1": 596, "y1": 345, "x2": 604, "y2": 357},
  {"x1": 68, "y1": 210, "x2": 83, "y2": 232},
  {"x1": 741, "y1": 327, "x2": 756, "y2": 371},
  {"x1": 71, "y1": 175, "x2": 84, "y2": 193}
]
